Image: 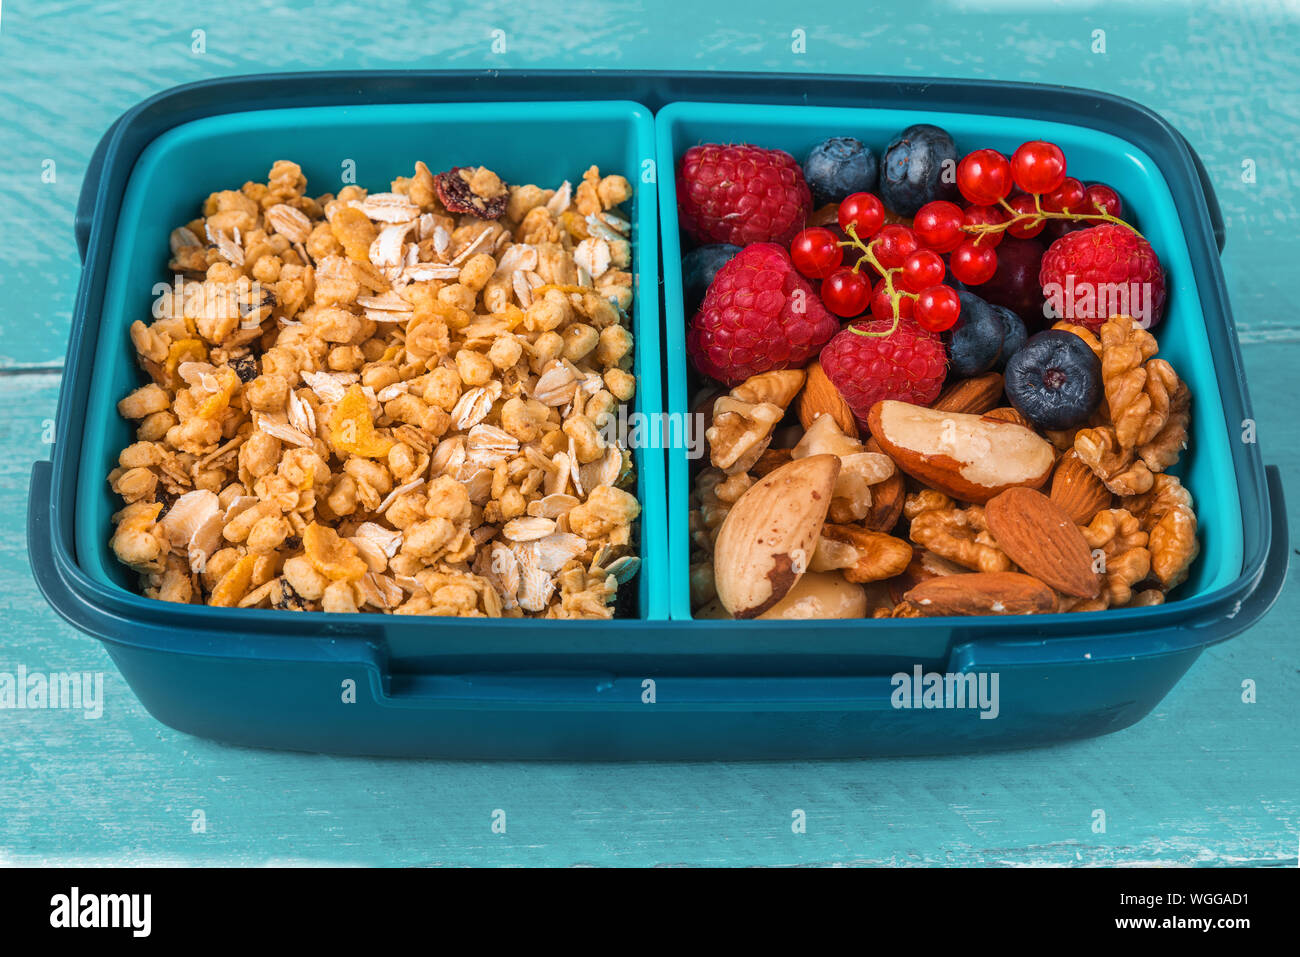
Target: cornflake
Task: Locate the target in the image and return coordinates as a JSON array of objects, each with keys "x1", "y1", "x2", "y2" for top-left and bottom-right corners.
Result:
[{"x1": 108, "y1": 158, "x2": 640, "y2": 619}]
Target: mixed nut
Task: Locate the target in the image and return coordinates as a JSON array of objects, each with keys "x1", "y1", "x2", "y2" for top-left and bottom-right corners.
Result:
[
  {"x1": 108, "y1": 159, "x2": 642, "y2": 618},
  {"x1": 689, "y1": 316, "x2": 1200, "y2": 619}
]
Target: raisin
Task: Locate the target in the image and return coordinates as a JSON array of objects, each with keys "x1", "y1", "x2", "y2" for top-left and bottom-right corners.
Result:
[
  {"x1": 434, "y1": 166, "x2": 508, "y2": 220},
  {"x1": 237, "y1": 285, "x2": 277, "y2": 323},
  {"x1": 155, "y1": 487, "x2": 179, "y2": 520},
  {"x1": 230, "y1": 355, "x2": 258, "y2": 383},
  {"x1": 271, "y1": 578, "x2": 308, "y2": 612}
]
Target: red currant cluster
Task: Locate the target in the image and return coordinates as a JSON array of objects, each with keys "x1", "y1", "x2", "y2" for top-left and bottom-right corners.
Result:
[
  {"x1": 789, "y1": 140, "x2": 1133, "y2": 338},
  {"x1": 790, "y1": 193, "x2": 961, "y2": 334},
  {"x1": 915, "y1": 141, "x2": 1128, "y2": 286}
]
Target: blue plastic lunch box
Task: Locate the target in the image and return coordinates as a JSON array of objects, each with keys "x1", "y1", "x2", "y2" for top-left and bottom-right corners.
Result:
[{"x1": 27, "y1": 71, "x2": 1288, "y2": 759}]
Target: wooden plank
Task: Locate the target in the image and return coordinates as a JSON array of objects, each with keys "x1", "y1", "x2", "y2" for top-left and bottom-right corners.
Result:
[
  {"x1": 0, "y1": 0, "x2": 1297, "y2": 368},
  {"x1": 2, "y1": 349, "x2": 1295, "y2": 866}
]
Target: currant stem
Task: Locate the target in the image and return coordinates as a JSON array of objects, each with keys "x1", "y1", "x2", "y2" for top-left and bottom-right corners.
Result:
[
  {"x1": 840, "y1": 221, "x2": 904, "y2": 338},
  {"x1": 963, "y1": 200, "x2": 1144, "y2": 241},
  {"x1": 849, "y1": 313, "x2": 898, "y2": 338}
]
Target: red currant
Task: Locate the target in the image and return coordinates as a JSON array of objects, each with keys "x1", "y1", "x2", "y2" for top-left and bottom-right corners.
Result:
[
  {"x1": 821, "y1": 268, "x2": 872, "y2": 318},
  {"x1": 962, "y1": 204, "x2": 1007, "y2": 248},
  {"x1": 790, "y1": 227, "x2": 844, "y2": 279},
  {"x1": 913, "y1": 201, "x2": 966, "y2": 253},
  {"x1": 837, "y1": 192, "x2": 886, "y2": 238},
  {"x1": 956, "y1": 149, "x2": 1013, "y2": 206},
  {"x1": 1084, "y1": 183, "x2": 1122, "y2": 218},
  {"x1": 949, "y1": 241, "x2": 999, "y2": 285},
  {"x1": 869, "y1": 280, "x2": 915, "y2": 321},
  {"x1": 1005, "y1": 194, "x2": 1046, "y2": 239},
  {"x1": 900, "y1": 249, "x2": 946, "y2": 292},
  {"x1": 914, "y1": 284, "x2": 961, "y2": 332},
  {"x1": 873, "y1": 224, "x2": 919, "y2": 268},
  {"x1": 1041, "y1": 176, "x2": 1085, "y2": 214},
  {"x1": 1010, "y1": 141, "x2": 1067, "y2": 195}
]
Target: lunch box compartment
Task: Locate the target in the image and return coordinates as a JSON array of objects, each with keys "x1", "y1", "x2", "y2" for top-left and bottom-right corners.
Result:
[
  {"x1": 656, "y1": 100, "x2": 1241, "y2": 621},
  {"x1": 73, "y1": 99, "x2": 667, "y2": 622},
  {"x1": 28, "y1": 72, "x2": 1287, "y2": 758}
]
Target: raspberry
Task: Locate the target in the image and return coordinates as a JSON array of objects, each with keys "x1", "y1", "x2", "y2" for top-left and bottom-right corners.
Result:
[
  {"x1": 1039, "y1": 223, "x2": 1166, "y2": 331},
  {"x1": 677, "y1": 144, "x2": 813, "y2": 246},
  {"x1": 819, "y1": 319, "x2": 948, "y2": 428},
  {"x1": 686, "y1": 243, "x2": 838, "y2": 385}
]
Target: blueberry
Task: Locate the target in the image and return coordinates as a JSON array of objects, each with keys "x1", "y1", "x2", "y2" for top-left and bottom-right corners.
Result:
[
  {"x1": 682, "y1": 243, "x2": 742, "y2": 313},
  {"x1": 1004, "y1": 330, "x2": 1103, "y2": 431},
  {"x1": 879, "y1": 124, "x2": 960, "y2": 217},
  {"x1": 946, "y1": 291, "x2": 1005, "y2": 378},
  {"x1": 991, "y1": 305, "x2": 1027, "y2": 370},
  {"x1": 803, "y1": 136, "x2": 878, "y2": 206}
]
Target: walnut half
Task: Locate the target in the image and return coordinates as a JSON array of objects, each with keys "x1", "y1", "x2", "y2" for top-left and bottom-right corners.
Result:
[
  {"x1": 1097, "y1": 315, "x2": 1191, "y2": 473},
  {"x1": 1080, "y1": 507, "x2": 1151, "y2": 607},
  {"x1": 1128, "y1": 474, "x2": 1199, "y2": 589},
  {"x1": 905, "y1": 493, "x2": 1013, "y2": 574},
  {"x1": 816, "y1": 525, "x2": 912, "y2": 583},
  {"x1": 706, "y1": 369, "x2": 805, "y2": 473},
  {"x1": 1075, "y1": 425, "x2": 1154, "y2": 496}
]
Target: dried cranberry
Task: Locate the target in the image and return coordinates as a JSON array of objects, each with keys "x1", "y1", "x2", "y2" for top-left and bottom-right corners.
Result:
[{"x1": 434, "y1": 166, "x2": 508, "y2": 220}]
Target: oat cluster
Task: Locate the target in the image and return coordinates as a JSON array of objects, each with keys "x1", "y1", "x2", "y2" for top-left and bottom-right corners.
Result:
[{"x1": 109, "y1": 159, "x2": 641, "y2": 618}]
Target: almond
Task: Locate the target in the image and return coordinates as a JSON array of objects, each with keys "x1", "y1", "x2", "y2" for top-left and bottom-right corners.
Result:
[
  {"x1": 901, "y1": 572, "x2": 1058, "y2": 616},
  {"x1": 932, "y1": 373, "x2": 1005, "y2": 414},
  {"x1": 798, "y1": 361, "x2": 859, "y2": 438},
  {"x1": 889, "y1": 556, "x2": 932, "y2": 605},
  {"x1": 982, "y1": 406, "x2": 1031, "y2": 428},
  {"x1": 984, "y1": 486, "x2": 1100, "y2": 598},
  {"x1": 1050, "y1": 449, "x2": 1112, "y2": 525},
  {"x1": 713, "y1": 454, "x2": 840, "y2": 619},
  {"x1": 867, "y1": 400, "x2": 1055, "y2": 504},
  {"x1": 886, "y1": 551, "x2": 961, "y2": 604}
]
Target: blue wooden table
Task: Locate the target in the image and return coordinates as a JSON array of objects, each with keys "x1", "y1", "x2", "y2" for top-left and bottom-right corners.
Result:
[{"x1": 2, "y1": 0, "x2": 1296, "y2": 866}]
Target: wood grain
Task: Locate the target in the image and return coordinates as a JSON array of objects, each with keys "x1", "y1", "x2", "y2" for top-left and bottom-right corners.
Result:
[{"x1": 1, "y1": 0, "x2": 1297, "y2": 867}]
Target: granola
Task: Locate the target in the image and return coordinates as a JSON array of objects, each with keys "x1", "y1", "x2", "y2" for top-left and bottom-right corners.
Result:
[{"x1": 109, "y1": 159, "x2": 640, "y2": 619}]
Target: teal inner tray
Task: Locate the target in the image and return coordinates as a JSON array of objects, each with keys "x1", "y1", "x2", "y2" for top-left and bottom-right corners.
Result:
[
  {"x1": 73, "y1": 100, "x2": 667, "y2": 620},
  {"x1": 656, "y1": 100, "x2": 1243, "y2": 621}
]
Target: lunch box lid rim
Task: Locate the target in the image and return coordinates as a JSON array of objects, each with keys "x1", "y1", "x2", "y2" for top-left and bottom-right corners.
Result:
[{"x1": 38, "y1": 70, "x2": 1281, "y2": 668}]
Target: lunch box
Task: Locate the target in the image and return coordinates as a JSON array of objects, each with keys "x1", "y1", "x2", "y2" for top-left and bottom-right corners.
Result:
[{"x1": 27, "y1": 71, "x2": 1288, "y2": 759}]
